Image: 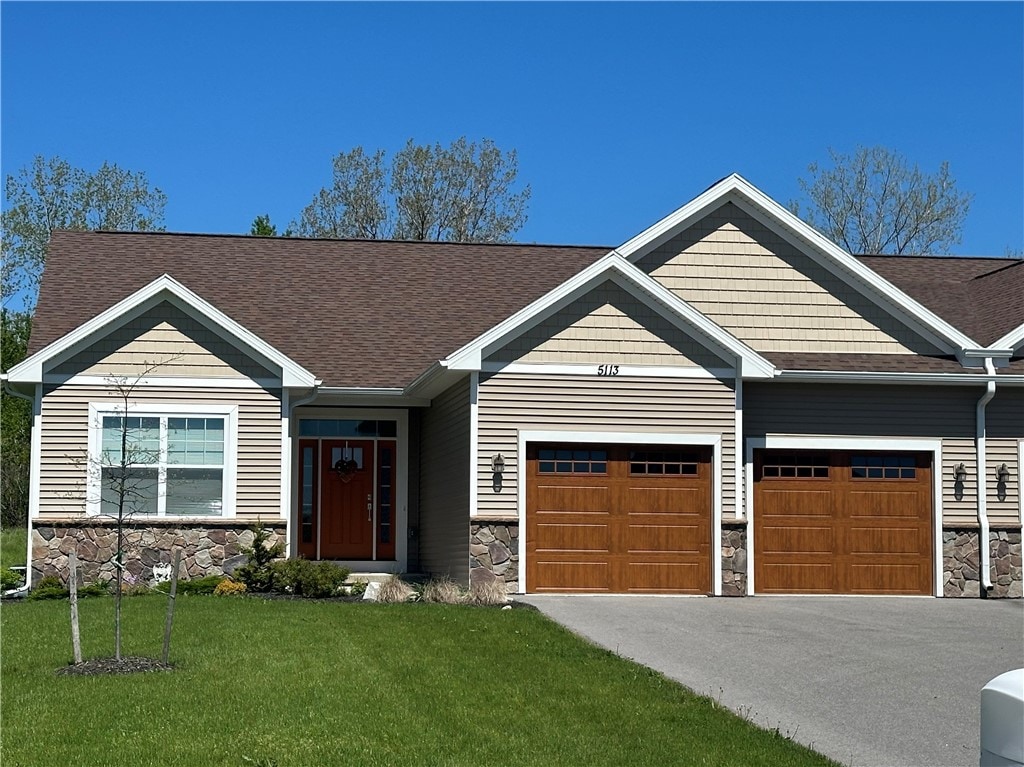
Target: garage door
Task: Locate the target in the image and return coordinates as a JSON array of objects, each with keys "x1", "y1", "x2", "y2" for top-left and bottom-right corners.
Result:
[
  {"x1": 525, "y1": 443, "x2": 711, "y2": 594},
  {"x1": 754, "y1": 450, "x2": 933, "y2": 595}
]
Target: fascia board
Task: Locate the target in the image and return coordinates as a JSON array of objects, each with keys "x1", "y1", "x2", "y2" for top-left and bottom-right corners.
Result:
[
  {"x1": 7, "y1": 274, "x2": 317, "y2": 388},
  {"x1": 443, "y1": 252, "x2": 773, "y2": 379},
  {"x1": 618, "y1": 172, "x2": 978, "y2": 354},
  {"x1": 987, "y1": 324, "x2": 1024, "y2": 353},
  {"x1": 443, "y1": 251, "x2": 622, "y2": 370}
]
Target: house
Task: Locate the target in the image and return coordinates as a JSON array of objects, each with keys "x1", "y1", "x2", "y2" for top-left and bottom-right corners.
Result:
[{"x1": 5, "y1": 174, "x2": 1022, "y2": 597}]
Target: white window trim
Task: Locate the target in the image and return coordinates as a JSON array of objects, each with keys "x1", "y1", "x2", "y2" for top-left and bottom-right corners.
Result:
[
  {"x1": 516, "y1": 430, "x2": 723, "y2": 595},
  {"x1": 744, "y1": 436, "x2": 944, "y2": 597},
  {"x1": 87, "y1": 402, "x2": 238, "y2": 519}
]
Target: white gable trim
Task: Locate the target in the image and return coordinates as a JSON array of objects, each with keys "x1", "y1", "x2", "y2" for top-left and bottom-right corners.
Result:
[
  {"x1": 619, "y1": 174, "x2": 979, "y2": 355},
  {"x1": 987, "y1": 324, "x2": 1024, "y2": 353},
  {"x1": 7, "y1": 274, "x2": 317, "y2": 388},
  {"x1": 443, "y1": 252, "x2": 775, "y2": 379}
]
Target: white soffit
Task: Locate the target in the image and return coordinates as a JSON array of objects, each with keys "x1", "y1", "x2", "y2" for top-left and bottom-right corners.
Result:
[
  {"x1": 618, "y1": 173, "x2": 979, "y2": 354},
  {"x1": 7, "y1": 273, "x2": 318, "y2": 388}
]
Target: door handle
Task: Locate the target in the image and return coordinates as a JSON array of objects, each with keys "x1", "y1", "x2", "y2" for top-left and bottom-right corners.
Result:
[{"x1": 367, "y1": 493, "x2": 373, "y2": 522}]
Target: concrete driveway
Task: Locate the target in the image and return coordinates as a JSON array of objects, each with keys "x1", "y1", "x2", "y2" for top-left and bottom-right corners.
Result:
[{"x1": 517, "y1": 596, "x2": 1023, "y2": 767}]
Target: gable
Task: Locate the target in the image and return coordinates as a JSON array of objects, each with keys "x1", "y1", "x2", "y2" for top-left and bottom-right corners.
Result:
[
  {"x1": 486, "y1": 279, "x2": 731, "y2": 369},
  {"x1": 637, "y1": 202, "x2": 946, "y2": 356},
  {"x1": 49, "y1": 301, "x2": 275, "y2": 380}
]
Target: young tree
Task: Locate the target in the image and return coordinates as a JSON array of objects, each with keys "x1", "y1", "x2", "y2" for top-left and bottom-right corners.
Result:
[
  {"x1": 1, "y1": 309, "x2": 32, "y2": 528},
  {"x1": 791, "y1": 146, "x2": 972, "y2": 255},
  {"x1": 249, "y1": 214, "x2": 278, "y2": 236},
  {"x1": 292, "y1": 138, "x2": 530, "y2": 243},
  {"x1": 2, "y1": 155, "x2": 167, "y2": 306}
]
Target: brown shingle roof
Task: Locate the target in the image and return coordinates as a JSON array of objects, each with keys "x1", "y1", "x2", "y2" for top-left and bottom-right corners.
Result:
[
  {"x1": 766, "y1": 352, "x2": 984, "y2": 375},
  {"x1": 31, "y1": 231, "x2": 609, "y2": 388},
  {"x1": 855, "y1": 255, "x2": 1024, "y2": 346}
]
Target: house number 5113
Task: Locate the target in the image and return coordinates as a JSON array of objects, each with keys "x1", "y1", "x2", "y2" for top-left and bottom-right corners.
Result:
[{"x1": 597, "y1": 364, "x2": 620, "y2": 376}]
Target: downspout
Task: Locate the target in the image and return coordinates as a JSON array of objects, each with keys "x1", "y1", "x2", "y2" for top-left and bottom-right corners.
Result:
[
  {"x1": 976, "y1": 360, "x2": 996, "y2": 593},
  {"x1": 2, "y1": 378, "x2": 37, "y2": 598}
]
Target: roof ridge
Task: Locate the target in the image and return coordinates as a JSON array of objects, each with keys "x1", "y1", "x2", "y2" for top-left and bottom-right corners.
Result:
[{"x1": 53, "y1": 229, "x2": 614, "y2": 251}]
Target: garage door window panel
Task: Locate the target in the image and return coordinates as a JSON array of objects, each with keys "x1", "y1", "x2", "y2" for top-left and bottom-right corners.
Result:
[
  {"x1": 538, "y1": 448, "x2": 607, "y2": 474},
  {"x1": 761, "y1": 453, "x2": 830, "y2": 479},
  {"x1": 851, "y1": 454, "x2": 917, "y2": 480}
]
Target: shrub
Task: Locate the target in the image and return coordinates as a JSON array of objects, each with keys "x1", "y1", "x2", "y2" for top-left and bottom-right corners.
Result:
[
  {"x1": 164, "y1": 575, "x2": 225, "y2": 595},
  {"x1": 347, "y1": 579, "x2": 367, "y2": 598},
  {"x1": 269, "y1": 559, "x2": 350, "y2": 598},
  {"x1": 466, "y1": 577, "x2": 508, "y2": 606},
  {"x1": 1, "y1": 568, "x2": 22, "y2": 591},
  {"x1": 235, "y1": 523, "x2": 285, "y2": 592},
  {"x1": 27, "y1": 576, "x2": 108, "y2": 600},
  {"x1": 213, "y1": 578, "x2": 247, "y2": 596},
  {"x1": 420, "y1": 576, "x2": 464, "y2": 604},
  {"x1": 377, "y1": 575, "x2": 416, "y2": 604}
]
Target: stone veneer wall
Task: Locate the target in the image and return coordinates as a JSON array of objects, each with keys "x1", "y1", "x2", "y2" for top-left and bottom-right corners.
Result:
[
  {"x1": 31, "y1": 520, "x2": 286, "y2": 586},
  {"x1": 943, "y1": 529, "x2": 1022, "y2": 598},
  {"x1": 721, "y1": 524, "x2": 747, "y2": 596},
  {"x1": 469, "y1": 520, "x2": 519, "y2": 594}
]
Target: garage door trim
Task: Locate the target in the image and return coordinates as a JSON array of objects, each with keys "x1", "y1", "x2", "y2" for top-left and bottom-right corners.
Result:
[
  {"x1": 745, "y1": 436, "x2": 943, "y2": 596},
  {"x1": 518, "y1": 430, "x2": 723, "y2": 594}
]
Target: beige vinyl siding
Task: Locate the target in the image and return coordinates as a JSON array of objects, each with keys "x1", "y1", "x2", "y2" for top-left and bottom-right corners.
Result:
[
  {"x1": 744, "y1": 383, "x2": 981, "y2": 525},
  {"x1": 418, "y1": 378, "x2": 470, "y2": 583},
  {"x1": 638, "y1": 202, "x2": 942, "y2": 355},
  {"x1": 477, "y1": 372, "x2": 737, "y2": 517},
  {"x1": 489, "y1": 280, "x2": 727, "y2": 368},
  {"x1": 987, "y1": 391, "x2": 1024, "y2": 523},
  {"x1": 52, "y1": 301, "x2": 274, "y2": 379},
  {"x1": 38, "y1": 384, "x2": 283, "y2": 519}
]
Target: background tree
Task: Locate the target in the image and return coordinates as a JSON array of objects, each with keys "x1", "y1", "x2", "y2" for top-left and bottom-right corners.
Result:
[
  {"x1": 1, "y1": 309, "x2": 32, "y2": 528},
  {"x1": 791, "y1": 146, "x2": 972, "y2": 255},
  {"x1": 293, "y1": 138, "x2": 530, "y2": 242},
  {"x1": 2, "y1": 155, "x2": 167, "y2": 306},
  {"x1": 249, "y1": 214, "x2": 278, "y2": 236}
]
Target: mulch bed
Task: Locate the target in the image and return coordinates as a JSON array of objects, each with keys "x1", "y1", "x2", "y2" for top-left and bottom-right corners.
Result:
[{"x1": 56, "y1": 656, "x2": 174, "y2": 676}]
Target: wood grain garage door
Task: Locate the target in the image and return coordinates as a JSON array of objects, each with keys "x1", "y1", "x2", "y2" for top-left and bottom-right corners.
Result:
[
  {"x1": 754, "y1": 450, "x2": 933, "y2": 595},
  {"x1": 526, "y1": 443, "x2": 711, "y2": 594}
]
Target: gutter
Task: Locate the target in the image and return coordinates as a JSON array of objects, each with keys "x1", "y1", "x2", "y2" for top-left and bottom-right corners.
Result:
[{"x1": 976, "y1": 359, "x2": 997, "y2": 594}]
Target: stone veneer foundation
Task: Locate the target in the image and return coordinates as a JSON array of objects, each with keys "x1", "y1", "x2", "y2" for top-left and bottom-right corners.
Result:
[
  {"x1": 469, "y1": 520, "x2": 519, "y2": 594},
  {"x1": 31, "y1": 520, "x2": 286, "y2": 586},
  {"x1": 943, "y1": 528, "x2": 1023, "y2": 598},
  {"x1": 721, "y1": 524, "x2": 748, "y2": 596}
]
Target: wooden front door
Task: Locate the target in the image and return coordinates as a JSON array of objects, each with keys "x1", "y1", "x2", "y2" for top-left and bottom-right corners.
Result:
[{"x1": 320, "y1": 439, "x2": 375, "y2": 559}]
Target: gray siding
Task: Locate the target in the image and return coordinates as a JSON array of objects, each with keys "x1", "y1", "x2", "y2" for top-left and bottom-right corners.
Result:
[
  {"x1": 743, "y1": 382, "x2": 1020, "y2": 527},
  {"x1": 988, "y1": 391, "x2": 1024, "y2": 522},
  {"x1": 38, "y1": 384, "x2": 283, "y2": 519},
  {"x1": 418, "y1": 377, "x2": 471, "y2": 583},
  {"x1": 477, "y1": 372, "x2": 737, "y2": 517}
]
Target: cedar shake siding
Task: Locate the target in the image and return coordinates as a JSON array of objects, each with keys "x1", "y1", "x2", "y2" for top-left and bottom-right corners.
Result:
[
  {"x1": 38, "y1": 384, "x2": 283, "y2": 518},
  {"x1": 418, "y1": 378, "x2": 471, "y2": 583},
  {"x1": 489, "y1": 280, "x2": 728, "y2": 369},
  {"x1": 638, "y1": 202, "x2": 945, "y2": 356},
  {"x1": 743, "y1": 382, "x2": 1022, "y2": 527},
  {"x1": 51, "y1": 301, "x2": 275, "y2": 380},
  {"x1": 476, "y1": 372, "x2": 737, "y2": 517}
]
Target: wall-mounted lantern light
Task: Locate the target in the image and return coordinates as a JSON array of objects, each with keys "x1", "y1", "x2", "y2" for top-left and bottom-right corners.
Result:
[
  {"x1": 954, "y1": 463, "x2": 968, "y2": 483},
  {"x1": 491, "y1": 453, "x2": 505, "y2": 474},
  {"x1": 995, "y1": 463, "x2": 1010, "y2": 482}
]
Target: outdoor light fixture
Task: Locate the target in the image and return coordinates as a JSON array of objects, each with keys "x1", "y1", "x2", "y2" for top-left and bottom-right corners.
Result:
[
  {"x1": 954, "y1": 463, "x2": 968, "y2": 483},
  {"x1": 996, "y1": 463, "x2": 1010, "y2": 482},
  {"x1": 491, "y1": 453, "x2": 506, "y2": 473}
]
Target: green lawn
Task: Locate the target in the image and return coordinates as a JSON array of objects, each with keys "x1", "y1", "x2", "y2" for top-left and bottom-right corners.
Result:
[
  {"x1": 1, "y1": 596, "x2": 837, "y2": 767},
  {"x1": 1, "y1": 526, "x2": 27, "y2": 568}
]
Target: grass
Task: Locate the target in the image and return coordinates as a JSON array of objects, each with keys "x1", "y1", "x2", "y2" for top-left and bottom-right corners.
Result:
[
  {"x1": 1, "y1": 596, "x2": 838, "y2": 767},
  {"x1": 1, "y1": 525, "x2": 27, "y2": 568}
]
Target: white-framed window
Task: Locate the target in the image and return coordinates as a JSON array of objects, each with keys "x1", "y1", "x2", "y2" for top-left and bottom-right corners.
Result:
[{"x1": 87, "y1": 403, "x2": 237, "y2": 517}]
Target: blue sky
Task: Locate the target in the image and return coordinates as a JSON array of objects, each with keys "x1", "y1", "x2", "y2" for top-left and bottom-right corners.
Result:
[{"x1": 2, "y1": 2, "x2": 1022, "y2": 255}]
